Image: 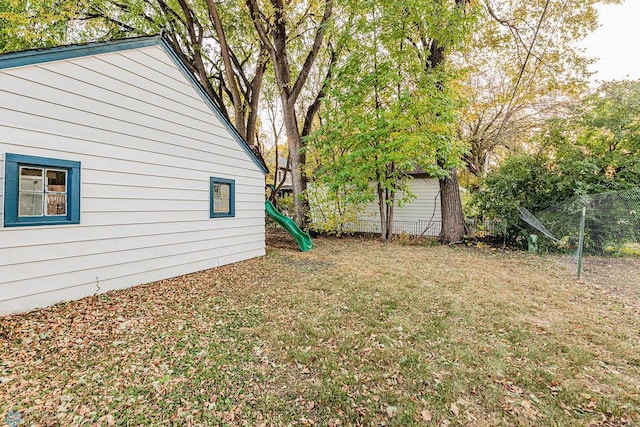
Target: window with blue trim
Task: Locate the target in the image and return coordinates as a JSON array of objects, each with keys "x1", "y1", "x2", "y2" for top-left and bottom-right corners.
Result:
[
  {"x1": 4, "y1": 154, "x2": 81, "y2": 227},
  {"x1": 210, "y1": 177, "x2": 235, "y2": 218}
]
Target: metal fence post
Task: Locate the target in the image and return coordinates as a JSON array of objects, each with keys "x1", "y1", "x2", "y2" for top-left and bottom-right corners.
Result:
[{"x1": 577, "y1": 206, "x2": 587, "y2": 279}]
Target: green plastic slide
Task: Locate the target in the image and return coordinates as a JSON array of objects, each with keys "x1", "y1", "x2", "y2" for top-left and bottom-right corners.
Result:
[{"x1": 265, "y1": 200, "x2": 312, "y2": 252}]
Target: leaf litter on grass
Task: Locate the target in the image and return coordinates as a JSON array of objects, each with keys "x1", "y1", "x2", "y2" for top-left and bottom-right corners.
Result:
[{"x1": 1, "y1": 229, "x2": 639, "y2": 425}]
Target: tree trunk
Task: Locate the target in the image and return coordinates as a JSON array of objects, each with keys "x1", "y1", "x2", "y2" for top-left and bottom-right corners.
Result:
[
  {"x1": 281, "y1": 99, "x2": 310, "y2": 227},
  {"x1": 269, "y1": 141, "x2": 280, "y2": 204},
  {"x1": 439, "y1": 168, "x2": 465, "y2": 243},
  {"x1": 245, "y1": 50, "x2": 267, "y2": 148},
  {"x1": 246, "y1": 0, "x2": 332, "y2": 230},
  {"x1": 205, "y1": 0, "x2": 245, "y2": 138},
  {"x1": 376, "y1": 170, "x2": 395, "y2": 241},
  {"x1": 385, "y1": 188, "x2": 395, "y2": 240},
  {"x1": 377, "y1": 182, "x2": 388, "y2": 240},
  {"x1": 430, "y1": 0, "x2": 468, "y2": 244}
]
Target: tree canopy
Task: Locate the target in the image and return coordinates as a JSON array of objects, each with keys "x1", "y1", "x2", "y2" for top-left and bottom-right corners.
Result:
[
  {"x1": 0, "y1": 0, "x2": 630, "y2": 244},
  {"x1": 473, "y1": 79, "x2": 640, "y2": 241},
  {"x1": 309, "y1": 0, "x2": 471, "y2": 240},
  {"x1": 457, "y1": 0, "x2": 620, "y2": 186}
]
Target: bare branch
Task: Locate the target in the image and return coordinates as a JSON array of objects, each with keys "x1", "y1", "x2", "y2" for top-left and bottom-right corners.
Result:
[
  {"x1": 245, "y1": 0, "x2": 276, "y2": 56},
  {"x1": 205, "y1": 0, "x2": 244, "y2": 134},
  {"x1": 302, "y1": 45, "x2": 336, "y2": 138},
  {"x1": 290, "y1": 0, "x2": 333, "y2": 103}
]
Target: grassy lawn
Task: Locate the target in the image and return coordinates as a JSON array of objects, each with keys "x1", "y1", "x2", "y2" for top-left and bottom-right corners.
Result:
[{"x1": 2, "y1": 230, "x2": 639, "y2": 426}]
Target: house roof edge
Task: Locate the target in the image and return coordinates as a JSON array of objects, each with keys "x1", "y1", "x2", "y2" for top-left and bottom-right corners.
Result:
[{"x1": 0, "y1": 35, "x2": 269, "y2": 174}]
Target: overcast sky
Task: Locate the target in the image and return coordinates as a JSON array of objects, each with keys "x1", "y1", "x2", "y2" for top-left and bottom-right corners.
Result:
[{"x1": 581, "y1": 0, "x2": 640, "y2": 82}]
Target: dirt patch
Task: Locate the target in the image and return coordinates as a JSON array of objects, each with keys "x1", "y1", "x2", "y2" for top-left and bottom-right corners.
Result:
[
  {"x1": 265, "y1": 224, "x2": 301, "y2": 251},
  {"x1": 553, "y1": 255, "x2": 640, "y2": 307}
]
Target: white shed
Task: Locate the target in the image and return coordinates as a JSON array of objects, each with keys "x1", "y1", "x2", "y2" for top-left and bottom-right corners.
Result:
[
  {"x1": 0, "y1": 36, "x2": 268, "y2": 315},
  {"x1": 308, "y1": 174, "x2": 443, "y2": 237},
  {"x1": 355, "y1": 175, "x2": 443, "y2": 236}
]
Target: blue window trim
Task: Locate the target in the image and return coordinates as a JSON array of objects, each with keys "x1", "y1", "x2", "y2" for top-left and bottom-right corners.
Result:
[
  {"x1": 210, "y1": 177, "x2": 235, "y2": 218},
  {"x1": 4, "y1": 153, "x2": 81, "y2": 227}
]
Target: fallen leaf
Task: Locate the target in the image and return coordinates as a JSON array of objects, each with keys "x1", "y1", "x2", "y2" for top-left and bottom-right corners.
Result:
[
  {"x1": 450, "y1": 403, "x2": 459, "y2": 417},
  {"x1": 386, "y1": 405, "x2": 398, "y2": 417}
]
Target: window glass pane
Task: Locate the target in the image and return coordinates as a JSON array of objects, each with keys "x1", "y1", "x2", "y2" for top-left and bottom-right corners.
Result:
[
  {"x1": 19, "y1": 192, "x2": 44, "y2": 216},
  {"x1": 219, "y1": 183, "x2": 230, "y2": 198},
  {"x1": 213, "y1": 183, "x2": 230, "y2": 213},
  {"x1": 46, "y1": 169, "x2": 66, "y2": 192},
  {"x1": 214, "y1": 198, "x2": 227, "y2": 213},
  {"x1": 46, "y1": 193, "x2": 67, "y2": 216},
  {"x1": 214, "y1": 183, "x2": 230, "y2": 199},
  {"x1": 20, "y1": 167, "x2": 44, "y2": 191}
]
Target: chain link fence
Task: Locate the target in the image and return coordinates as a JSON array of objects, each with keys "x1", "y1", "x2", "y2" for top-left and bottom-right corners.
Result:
[{"x1": 520, "y1": 187, "x2": 640, "y2": 276}]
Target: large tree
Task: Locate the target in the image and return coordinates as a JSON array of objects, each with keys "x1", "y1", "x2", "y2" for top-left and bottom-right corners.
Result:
[
  {"x1": 421, "y1": 0, "x2": 472, "y2": 243},
  {"x1": 310, "y1": 0, "x2": 470, "y2": 240},
  {"x1": 246, "y1": 0, "x2": 335, "y2": 228},
  {"x1": 458, "y1": 0, "x2": 621, "y2": 184}
]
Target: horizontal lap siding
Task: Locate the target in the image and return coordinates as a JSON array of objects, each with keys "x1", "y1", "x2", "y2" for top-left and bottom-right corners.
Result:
[
  {"x1": 358, "y1": 178, "x2": 442, "y2": 235},
  {"x1": 1, "y1": 234, "x2": 264, "y2": 296},
  {"x1": 5, "y1": 247, "x2": 265, "y2": 315},
  {"x1": 390, "y1": 179, "x2": 442, "y2": 223},
  {"x1": 0, "y1": 222, "x2": 264, "y2": 265},
  {"x1": 0, "y1": 157, "x2": 3, "y2": 225},
  {"x1": 0, "y1": 45, "x2": 265, "y2": 315}
]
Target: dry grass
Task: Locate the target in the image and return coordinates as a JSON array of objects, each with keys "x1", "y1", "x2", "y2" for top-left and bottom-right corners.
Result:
[
  {"x1": 1, "y1": 228, "x2": 639, "y2": 426},
  {"x1": 554, "y1": 255, "x2": 640, "y2": 308}
]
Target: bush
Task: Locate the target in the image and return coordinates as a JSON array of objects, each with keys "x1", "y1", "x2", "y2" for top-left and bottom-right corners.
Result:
[{"x1": 472, "y1": 154, "x2": 562, "y2": 245}]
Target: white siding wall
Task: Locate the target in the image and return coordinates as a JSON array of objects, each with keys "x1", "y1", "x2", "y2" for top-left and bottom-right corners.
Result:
[
  {"x1": 276, "y1": 168, "x2": 293, "y2": 189},
  {"x1": 0, "y1": 45, "x2": 265, "y2": 315},
  {"x1": 358, "y1": 178, "x2": 442, "y2": 236},
  {"x1": 0, "y1": 155, "x2": 4, "y2": 227}
]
